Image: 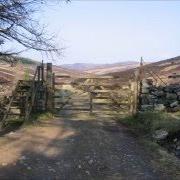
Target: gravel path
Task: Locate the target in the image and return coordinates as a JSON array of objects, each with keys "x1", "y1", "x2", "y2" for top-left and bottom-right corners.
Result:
[{"x1": 0, "y1": 111, "x2": 173, "y2": 180}]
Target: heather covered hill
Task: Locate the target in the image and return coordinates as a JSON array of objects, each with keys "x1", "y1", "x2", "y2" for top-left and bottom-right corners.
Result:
[
  {"x1": 107, "y1": 56, "x2": 180, "y2": 85},
  {"x1": 61, "y1": 61, "x2": 139, "y2": 75}
]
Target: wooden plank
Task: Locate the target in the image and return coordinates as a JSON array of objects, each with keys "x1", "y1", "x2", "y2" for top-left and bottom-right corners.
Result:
[
  {"x1": 53, "y1": 95, "x2": 71, "y2": 98},
  {"x1": 55, "y1": 75, "x2": 71, "y2": 78},
  {"x1": 55, "y1": 107, "x2": 90, "y2": 111},
  {"x1": 77, "y1": 84, "x2": 119, "y2": 87},
  {"x1": 54, "y1": 82, "x2": 71, "y2": 85},
  {"x1": 78, "y1": 76, "x2": 114, "y2": 79},
  {"x1": 92, "y1": 102, "x2": 113, "y2": 105},
  {"x1": 92, "y1": 96, "x2": 109, "y2": 99},
  {"x1": 91, "y1": 90, "x2": 110, "y2": 93}
]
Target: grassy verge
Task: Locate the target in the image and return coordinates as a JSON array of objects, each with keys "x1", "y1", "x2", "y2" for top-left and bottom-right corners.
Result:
[
  {"x1": 26, "y1": 111, "x2": 54, "y2": 125},
  {"x1": 142, "y1": 139, "x2": 180, "y2": 179},
  {"x1": 4, "y1": 112, "x2": 54, "y2": 130},
  {"x1": 119, "y1": 111, "x2": 180, "y2": 135},
  {"x1": 118, "y1": 111, "x2": 180, "y2": 179}
]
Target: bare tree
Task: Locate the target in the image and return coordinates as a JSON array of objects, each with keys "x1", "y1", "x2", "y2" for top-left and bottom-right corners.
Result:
[{"x1": 0, "y1": 0, "x2": 65, "y2": 62}]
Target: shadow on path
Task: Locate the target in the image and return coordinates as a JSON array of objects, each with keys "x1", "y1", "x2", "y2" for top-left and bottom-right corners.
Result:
[{"x1": 0, "y1": 112, "x2": 172, "y2": 180}]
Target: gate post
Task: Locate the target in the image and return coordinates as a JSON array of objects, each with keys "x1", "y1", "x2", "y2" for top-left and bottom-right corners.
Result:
[
  {"x1": 130, "y1": 82, "x2": 138, "y2": 115},
  {"x1": 90, "y1": 92, "x2": 93, "y2": 113},
  {"x1": 46, "y1": 63, "x2": 54, "y2": 111}
]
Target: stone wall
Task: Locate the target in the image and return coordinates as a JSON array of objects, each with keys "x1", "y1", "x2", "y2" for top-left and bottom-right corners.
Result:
[{"x1": 141, "y1": 79, "x2": 180, "y2": 112}]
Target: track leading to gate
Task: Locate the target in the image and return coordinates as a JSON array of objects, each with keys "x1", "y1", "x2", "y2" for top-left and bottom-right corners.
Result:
[
  {"x1": 0, "y1": 71, "x2": 176, "y2": 179},
  {"x1": 0, "y1": 105, "x2": 173, "y2": 179}
]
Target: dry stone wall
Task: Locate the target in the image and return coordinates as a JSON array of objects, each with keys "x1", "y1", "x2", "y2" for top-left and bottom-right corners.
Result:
[{"x1": 141, "y1": 79, "x2": 180, "y2": 112}]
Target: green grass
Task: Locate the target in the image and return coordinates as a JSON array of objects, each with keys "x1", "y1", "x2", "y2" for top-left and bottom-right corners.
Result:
[
  {"x1": 29, "y1": 112, "x2": 54, "y2": 122},
  {"x1": 18, "y1": 57, "x2": 39, "y2": 65},
  {"x1": 119, "y1": 111, "x2": 180, "y2": 134},
  {"x1": 24, "y1": 68, "x2": 30, "y2": 80},
  {"x1": 3, "y1": 112, "x2": 54, "y2": 128}
]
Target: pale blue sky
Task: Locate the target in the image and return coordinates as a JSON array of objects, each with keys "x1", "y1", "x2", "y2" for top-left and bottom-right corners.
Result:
[{"x1": 21, "y1": 1, "x2": 180, "y2": 64}]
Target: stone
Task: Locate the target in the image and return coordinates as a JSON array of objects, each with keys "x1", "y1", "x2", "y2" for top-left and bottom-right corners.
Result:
[
  {"x1": 177, "y1": 92, "x2": 180, "y2": 96},
  {"x1": 175, "y1": 149, "x2": 180, "y2": 157},
  {"x1": 177, "y1": 95, "x2": 180, "y2": 101},
  {"x1": 154, "y1": 104, "x2": 165, "y2": 111},
  {"x1": 88, "y1": 159, "x2": 93, "y2": 165},
  {"x1": 48, "y1": 168, "x2": 56, "y2": 173},
  {"x1": 153, "y1": 91, "x2": 164, "y2": 97},
  {"x1": 170, "y1": 106, "x2": 180, "y2": 112},
  {"x1": 9, "y1": 132, "x2": 14, "y2": 135},
  {"x1": 78, "y1": 165, "x2": 82, "y2": 169},
  {"x1": 166, "y1": 93, "x2": 177, "y2": 100},
  {"x1": 85, "y1": 170, "x2": 90, "y2": 175},
  {"x1": 85, "y1": 155, "x2": 90, "y2": 159},
  {"x1": 170, "y1": 101, "x2": 179, "y2": 108},
  {"x1": 152, "y1": 129, "x2": 168, "y2": 141},
  {"x1": 27, "y1": 166, "x2": 32, "y2": 170},
  {"x1": 2, "y1": 163, "x2": 7, "y2": 166},
  {"x1": 142, "y1": 88, "x2": 149, "y2": 94},
  {"x1": 141, "y1": 105, "x2": 154, "y2": 111},
  {"x1": 176, "y1": 146, "x2": 180, "y2": 150},
  {"x1": 19, "y1": 156, "x2": 26, "y2": 160},
  {"x1": 142, "y1": 80, "x2": 151, "y2": 88}
]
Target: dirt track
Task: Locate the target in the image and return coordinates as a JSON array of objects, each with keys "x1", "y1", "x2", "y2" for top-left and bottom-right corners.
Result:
[{"x1": 0, "y1": 111, "x2": 174, "y2": 180}]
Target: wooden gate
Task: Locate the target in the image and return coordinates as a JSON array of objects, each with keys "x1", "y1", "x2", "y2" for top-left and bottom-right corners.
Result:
[{"x1": 53, "y1": 73, "x2": 137, "y2": 115}]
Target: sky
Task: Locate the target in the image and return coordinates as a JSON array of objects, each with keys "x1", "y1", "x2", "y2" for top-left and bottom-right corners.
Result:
[{"x1": 21, "y1": 1, "x2": 180, "y2": 65}]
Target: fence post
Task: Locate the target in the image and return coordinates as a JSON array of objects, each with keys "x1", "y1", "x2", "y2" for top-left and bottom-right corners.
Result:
[
  {"x1": 136, "y1": 57, "x2": 144, "y2": 112},
  {"x1": 130, "y1": 82, "x2": 138, "y2": 115},
  {"x1": 46, "y1": 63, "x2": 53, "y2": 111},
  {"x1": 90, "y1": 92, "x2": 93, "y2": 113}
]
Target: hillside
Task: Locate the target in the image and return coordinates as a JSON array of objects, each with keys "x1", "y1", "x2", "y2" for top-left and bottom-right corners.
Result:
[
  {"x1": 61, "y1": 61, "x2": 139, "y2": 75},
  {"x1": 1, "y1": 55, "x2": 180, "y2": 97},
  {"x1": 107, "y1": 56, "x2": 180, "y2": 85},
  {"x1": 0, "y1": 61, "x2": 36, "y2": 97}
]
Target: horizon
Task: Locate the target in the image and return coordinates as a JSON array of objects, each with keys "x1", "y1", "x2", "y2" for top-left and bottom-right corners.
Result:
[{"x1": 19, "y1": 1, "x2": 180, "y2": 65}]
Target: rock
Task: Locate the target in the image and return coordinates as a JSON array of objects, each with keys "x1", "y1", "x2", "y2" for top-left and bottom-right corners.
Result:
[
  {"x1": 142, "y1": 88, "x2": 149, "y2": 94},
  {"x1": 176, "y1": 146, "x2": 180, "y2": 150},
  {"x1": 85, "y1": 155, "x2": 90, "y2": 159},
  {"x1": 142, "y1": 79, "x2": 151, "y2": 88},
  {"x1": 85, "y1": 170, "x2": 90, "y2": 175},
  {"x1": 27, "y1": 166, "x2": 32, "y2": 170},
  {"x1": 177, "y1": 95, "x2": 180, "y2": 101},
  {"x1": 153, "y1": 91, "x2": 164, "y2": 97},
  {"x1": 166, "y1": 93, "x2": 177, "y2": 100},
  {"x1": 55, "y1": 162, "x2": 61, "y2": 166},
  {"x1": 170, "y1": 101, "x2": 179, "y2": 108},
  {"x1": 2, "y1": 163, "x2": 7, "y2": 166},
  {"x1": 48, "y1": 168, "x2": 56, "y2": 173},
  {"x1": 88, "y1": 159, "x2": 93, "y2": 165},
  {"x1": 170, "y1": 106, "x2": 180, "y2": 112},
  {"x1": 9, "y1": 132, "x2": 14, "y2": 135},
  {"x1": 154, "y1": 104, "x2": 165, "y2": 111},
  {"x1": 78, "y1": 165, "x2": 82, "y2": 169},
  {"x1": 152, "y1": 129, "x2": 168, "y2": 141},
  {"x1": 175, "y1": 149, "x2": 180, "y2": 157},
  {"x1": 19, "y1": 156, "x2": 27, "y2": 160},
  {"x1": 141, "y1": 105, "x2": 154, "y2": 111}
]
